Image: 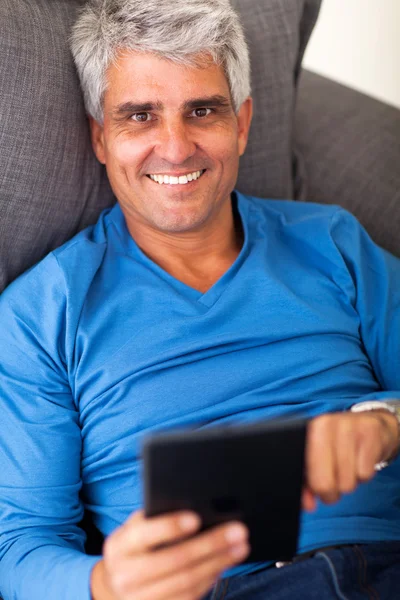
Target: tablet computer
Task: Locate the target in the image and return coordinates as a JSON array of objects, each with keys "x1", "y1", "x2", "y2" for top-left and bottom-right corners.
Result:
[{"x1": 142, "y1": 417, "x2": 308, "y2": 563}]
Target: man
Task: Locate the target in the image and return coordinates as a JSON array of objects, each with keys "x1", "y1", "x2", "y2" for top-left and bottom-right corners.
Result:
[{"x1": 0, "y1": 0, "x2": 399, "y2": 598}]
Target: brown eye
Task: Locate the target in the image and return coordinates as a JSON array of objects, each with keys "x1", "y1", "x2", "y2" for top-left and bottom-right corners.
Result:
[
  {"x1": 132, "y1": 112, "x2": 151, "y2": 122},
  {"x1": 193, "y1": 108, "x2": 212, "y2": 118}
]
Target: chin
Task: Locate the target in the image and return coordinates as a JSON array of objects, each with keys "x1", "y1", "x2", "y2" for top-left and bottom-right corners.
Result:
[
  {"x1": 151, "y1": 207, "x2": 211, "y2": 234},
  {"x1": 154, "y1": 218, "x2": 207, "y2": 234}
]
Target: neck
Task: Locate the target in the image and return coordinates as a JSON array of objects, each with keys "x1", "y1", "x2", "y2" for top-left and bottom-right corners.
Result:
[{"x1": 123, "y1": 196, "x2": 244, "y2": 292}]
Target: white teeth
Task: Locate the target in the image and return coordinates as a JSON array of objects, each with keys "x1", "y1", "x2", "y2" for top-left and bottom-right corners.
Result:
[{"x1": 148, "y1": 170, "x2": 204, "y2": 185}]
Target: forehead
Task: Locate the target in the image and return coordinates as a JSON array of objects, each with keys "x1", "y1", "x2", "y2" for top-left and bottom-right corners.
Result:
[{"x1": 104, "y1": 51, "x2": 231, "y2": 108}]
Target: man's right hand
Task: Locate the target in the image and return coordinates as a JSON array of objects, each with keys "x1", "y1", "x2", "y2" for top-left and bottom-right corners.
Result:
[{"x1": 90, "y1": 509, "x2": 250, "y2": 600}]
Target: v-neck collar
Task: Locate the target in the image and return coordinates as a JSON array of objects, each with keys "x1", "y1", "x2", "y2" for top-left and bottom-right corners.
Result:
[{"x1": 110, "y1": 190, "x2": 251, "y2": 308}]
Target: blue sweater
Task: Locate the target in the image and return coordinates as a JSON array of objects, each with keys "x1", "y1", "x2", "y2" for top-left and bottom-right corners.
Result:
[{"x1": 1, "y1": 192, "x2": 400, "y2": 599}]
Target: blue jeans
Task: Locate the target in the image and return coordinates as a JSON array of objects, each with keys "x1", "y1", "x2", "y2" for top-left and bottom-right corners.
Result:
[{"x1": 204, "y1": 542, "x2": 400, "y2": 599}]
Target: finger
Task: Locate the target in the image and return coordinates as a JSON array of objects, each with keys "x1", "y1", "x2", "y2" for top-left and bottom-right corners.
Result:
[
  {"x1": 106, "y1": 509, "x2": 202, "y2": 560},
  {"x1": 356, "y1": 418, "x2": 383, "y2": 481},
  {"x1": 124, "y1": 541, "x2": 250, "y2": 600},
  {"x1": 118, "y1": 520, "x2": 249, "y2": 588},
  {"x1": 306, "y1": 416, "x2": 340, "y2": 504},
  {"x1": 301, "y1": 486, "x2": 316, "y2": 512},
  {"x1": 336, "y1": 417, "x2": 357, "y2": 494}
]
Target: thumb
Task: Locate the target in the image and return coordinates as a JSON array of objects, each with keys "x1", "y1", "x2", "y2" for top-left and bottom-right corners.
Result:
[{"x1": 302, "y1": 486, "x2": 317, "y2": 512}]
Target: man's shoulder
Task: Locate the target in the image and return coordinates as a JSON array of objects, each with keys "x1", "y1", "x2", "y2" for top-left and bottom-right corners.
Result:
[
  {"x1": 1, "y1": 205, "x2": 116, "y2": 307},
  {"x1": 240, "y1": 192, "x2": 342, "y2": 225},
  {"x1": 53, "y1": 205, "x2": 115, "y2": 262}
]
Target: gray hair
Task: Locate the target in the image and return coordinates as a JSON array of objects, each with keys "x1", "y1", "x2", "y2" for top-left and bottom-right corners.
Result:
[{"x1": 70, "y1": 0, "x2": 251, "y2": 123}]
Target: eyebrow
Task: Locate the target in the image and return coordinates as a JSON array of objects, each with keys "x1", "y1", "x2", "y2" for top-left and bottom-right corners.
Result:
[
  {"x1": 112, "y1": 94, "x2": 231, "y2": 117},
  {"x1": 182, "y1": 95, "x2": 231, "y2": 110}
]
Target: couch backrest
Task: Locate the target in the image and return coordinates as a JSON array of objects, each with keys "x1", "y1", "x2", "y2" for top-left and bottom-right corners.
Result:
[
  {"x1": 0, "y1": 0, "x2": 321, "y2": 292},
  {"x1": 295, "y1": 71, "x2": 400, "y2": 258}
]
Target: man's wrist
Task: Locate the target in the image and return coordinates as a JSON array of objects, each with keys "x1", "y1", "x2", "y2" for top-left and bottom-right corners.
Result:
[
  {"x1": 350, "y1": 400, "x2": 400, "y2": 469},
  {"x1": 369, "y1": 410, "x2": 400, "y2": 462}
]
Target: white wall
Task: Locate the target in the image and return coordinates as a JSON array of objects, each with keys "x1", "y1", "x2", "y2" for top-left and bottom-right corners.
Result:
[{"x1": 303, "y1": 0, "x2": 400, "y2": 109}]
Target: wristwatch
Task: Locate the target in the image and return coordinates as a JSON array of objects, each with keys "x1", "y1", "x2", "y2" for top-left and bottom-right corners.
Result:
[{"x1": 350, "y1": 400, "x2": 400, "y2": 470}]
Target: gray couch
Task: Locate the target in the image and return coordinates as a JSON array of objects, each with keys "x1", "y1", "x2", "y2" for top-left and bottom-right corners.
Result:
[
  {"x1": 295, "y1": 71, "x2": 400, "y2": 259},
  {"x1": 0, "y1": 0, "x2": 399, "y2": 558}
]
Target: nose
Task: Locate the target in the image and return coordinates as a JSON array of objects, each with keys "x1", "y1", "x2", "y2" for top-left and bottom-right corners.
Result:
[{"x1": 155, "y1": 118, "x2": 197, "y2": 166}]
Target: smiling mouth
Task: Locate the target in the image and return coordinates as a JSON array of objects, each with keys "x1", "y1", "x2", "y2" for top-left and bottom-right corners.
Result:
[{"x1": 146, "y1": 169, "x2": 206, "y2": 186}]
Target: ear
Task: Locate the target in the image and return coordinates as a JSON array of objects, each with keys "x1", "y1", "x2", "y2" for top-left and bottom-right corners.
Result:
[
  {"x1": 236, "y1": 97, "x2": 253, "y2": 157},
  {"x1": 89, "y1": 116, "x2": 106, "y2": 165}
]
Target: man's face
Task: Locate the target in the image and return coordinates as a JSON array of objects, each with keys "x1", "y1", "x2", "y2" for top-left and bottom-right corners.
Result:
[{"x1": 91, "y1": 52, "x2": 252, "y2": 235}]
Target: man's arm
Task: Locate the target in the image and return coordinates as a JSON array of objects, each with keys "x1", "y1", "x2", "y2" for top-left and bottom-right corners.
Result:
[
  {"x1": 329, "y1": 208, "x2": 400, "y2": 393},
  {"x1": 302, "y1": 208, "x2": 400, "y2": 511},
  {"x1": 0, "y1": 254, "x2": 99, "y2": 599}
]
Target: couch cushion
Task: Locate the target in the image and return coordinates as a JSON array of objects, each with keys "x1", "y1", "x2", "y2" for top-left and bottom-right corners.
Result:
[
  {"x1": 0, "y1": 0, "x2": 321, "y2": 292},
  {"x1": 295, "y1": 71, "x2": 400, "y2": 258},
  {"x1": 233, "y1": 0, "x2": 321, "y2": 200},
  {"x1": 0, "y1": 0, "x2": 115, "y2": 292}
]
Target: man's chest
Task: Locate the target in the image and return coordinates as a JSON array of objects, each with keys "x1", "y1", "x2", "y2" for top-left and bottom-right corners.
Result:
[
  {"x1": 75, "y1": 255, "x2": 379, "y2": 463},
  {"x1": 73, "y1": 248, "x2": 384, "y2": 526}
]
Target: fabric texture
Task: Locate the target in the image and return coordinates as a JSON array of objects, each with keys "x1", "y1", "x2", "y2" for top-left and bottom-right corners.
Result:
[
  {"x1": 294, "y1": 70, "x2": 400, "y2": 258},
  {"x1": 232, "y1": 0, "x2": 321, "y2": 199},
  {"x1": 0, "y1": 0, "x2": 322, "y2": 292},
  {"x1": 1, "y1": 192, "x2": 400, "y2": 598},
  {"x1": 0, "y1": 0, "x2": 116, "y2": 292},
  {"x1": 204, "y1": 542, "x2": 400, "y2": 600}
]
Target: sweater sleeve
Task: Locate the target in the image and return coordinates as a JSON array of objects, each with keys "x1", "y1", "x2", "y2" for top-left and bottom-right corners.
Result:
[
  {"x1": 329, "y1": 208, "x2": 400, "y2": 395},
  {"x1": 0, "y1": 254, "x2": 100, "y2": 600}
]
